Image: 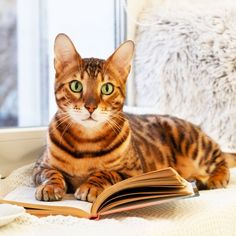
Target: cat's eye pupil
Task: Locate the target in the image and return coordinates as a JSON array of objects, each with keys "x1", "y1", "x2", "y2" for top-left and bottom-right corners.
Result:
[
  {"x1": 75, "y1": 82, "x2": 79, "y2": 90},
  {"x1": 105, "y1": 84, "x2": 109, "y2": 92}
]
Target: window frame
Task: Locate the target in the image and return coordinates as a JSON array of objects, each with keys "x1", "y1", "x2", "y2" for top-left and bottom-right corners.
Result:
[{"x1": 17, "y1": 0, "x2": 42, "y2": 126}]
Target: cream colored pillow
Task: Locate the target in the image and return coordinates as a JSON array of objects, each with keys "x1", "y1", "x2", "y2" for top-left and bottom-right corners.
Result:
[{"x1": 134, "y1": 0, "x2": 236, "y2": 152}]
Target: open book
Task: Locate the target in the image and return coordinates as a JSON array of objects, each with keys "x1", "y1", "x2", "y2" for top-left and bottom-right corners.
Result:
[{"x1": 0, "y1": 167, "x2": 199, "y2": 219}]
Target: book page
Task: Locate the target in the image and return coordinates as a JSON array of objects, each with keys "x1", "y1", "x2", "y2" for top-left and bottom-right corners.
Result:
[
  {"x1": 99, "y1": 193, "x2": 196, "y2": 216},
  {"x1": 91, "y1": 168, "x2": 192, "y2": 213},
  {"x1": 3, "y1": 186, "x2": 92, "y2": 214},
  {"x1": 99, "y1": 182, "x2": 199, "y2": 216}
]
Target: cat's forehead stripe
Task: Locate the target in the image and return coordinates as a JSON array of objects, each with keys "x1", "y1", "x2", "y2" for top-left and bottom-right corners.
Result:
[{"x1": 83, "y1": 58, "x2": 105, "y2": 79}]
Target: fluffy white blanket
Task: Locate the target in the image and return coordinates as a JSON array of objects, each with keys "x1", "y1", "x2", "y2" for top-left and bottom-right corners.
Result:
[
  {"x1": 0, "y1": 164, "x2": 236, "y2": 236},
  {"x1": 134, "y1": 0, "x2": 236, "y2": 152}
]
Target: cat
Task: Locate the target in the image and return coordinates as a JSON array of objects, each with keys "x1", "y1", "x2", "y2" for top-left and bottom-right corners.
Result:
[{"x1": 33, "y1": 33, "x2": 236, "y2": 202}]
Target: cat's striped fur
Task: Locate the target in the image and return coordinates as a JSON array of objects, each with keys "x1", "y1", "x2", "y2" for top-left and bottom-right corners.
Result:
[{"x1": 33, "y1": 34, "x2": 236, "y2": 202}]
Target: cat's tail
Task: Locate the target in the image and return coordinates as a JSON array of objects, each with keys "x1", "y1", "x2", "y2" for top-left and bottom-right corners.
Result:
[{"x1": 223, "y1": 152, "x2": 236, "y2": 168}]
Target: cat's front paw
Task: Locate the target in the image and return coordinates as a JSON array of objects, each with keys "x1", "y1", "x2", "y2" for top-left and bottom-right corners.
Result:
[
  {"x1": 74, "y1": 183, "x2": 104, "y2": 203},
  {"x1": 35, "y1": 184, "x2": 65, "y2": 201}
]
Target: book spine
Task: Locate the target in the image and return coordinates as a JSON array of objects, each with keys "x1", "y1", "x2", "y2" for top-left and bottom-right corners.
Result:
[{"x1": 89, "y1": 214, "x2": 100, "y2": 220}]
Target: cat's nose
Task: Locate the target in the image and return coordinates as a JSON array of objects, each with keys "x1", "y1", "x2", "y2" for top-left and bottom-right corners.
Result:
[{"x1": 84, "y1": 103, "x2": 97, "y2": 114}]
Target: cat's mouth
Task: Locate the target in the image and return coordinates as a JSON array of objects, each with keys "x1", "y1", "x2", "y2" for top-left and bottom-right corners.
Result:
[{"x1": 82, "y1": 117, "x2": 97, "y2": 122}]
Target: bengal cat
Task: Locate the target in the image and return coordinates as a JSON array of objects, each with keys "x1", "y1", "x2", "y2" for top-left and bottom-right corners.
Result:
[{"x1": 33, "y1": 33, "x2": 236, "y2": 202}]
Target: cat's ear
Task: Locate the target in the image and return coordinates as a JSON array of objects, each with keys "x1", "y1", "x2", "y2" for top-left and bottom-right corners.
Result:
[
  {"x1": 105, "y1": 40, "x2": 134, "y2": 80},
  {"x1": 54, "y1": 33, "x2": 82, "y2": 72}
]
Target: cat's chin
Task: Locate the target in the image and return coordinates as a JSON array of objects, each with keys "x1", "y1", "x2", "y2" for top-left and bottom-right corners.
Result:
[{"x1": 78, "y1": 119, "x2": 104, "y2": 129}]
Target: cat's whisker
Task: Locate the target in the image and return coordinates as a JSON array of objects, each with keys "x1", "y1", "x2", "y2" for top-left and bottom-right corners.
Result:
[
  {"x1": 59, "y1": 121, "x2": 73, "y2": 145},
  {"x1": 111, "y1": 113, "x2": 127, "y2": 122},
  {"x1": 109, "y1": 115, "x2": 130, "y2": 142},
  {"x1": 110, "y1": 121, "x2": 122, "y2": 133},
  {"x1": 102, "y1": 116, "x2": 119, "y2": 135},
  {"x1": 106, "y1": 120, "x2": 119, "y2": 136},
  {"x1": 111, "y1": 120, "x2": 129, "y2": 142},
  {"x1": 50, "y1": 116, "x2": 70, "y2": 132},
  {"x1": 110, "y1": 115, "x2": 124, "y2": 124},
  {"x1": 105, "y1": 118, "x2": 121, "y2": 135},
  {"x1": 61, "y1": 94, "x2": 74, "y2": 108},
  {"x1": 48, "y1": 114, "x2": 71, "y2": 135}
]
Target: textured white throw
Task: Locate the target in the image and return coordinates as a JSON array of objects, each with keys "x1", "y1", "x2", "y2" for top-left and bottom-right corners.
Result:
[
  {"x1": 134, "y1": 0, "x2": 236, "y2": 152},
  {"x1": 0, "y1": 164, "x2": 236, "y2": 236}
]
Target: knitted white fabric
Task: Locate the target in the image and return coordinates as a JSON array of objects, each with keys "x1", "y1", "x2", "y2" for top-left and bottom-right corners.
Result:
[
  {"x1": 0, "y1": 163, "x2": 34, "y2": 198},
  {"x1": 134, "y1": 0, "x2": 236, "y2": 152},
  {"x1": 1, "y1": 163, "x2": 236, "y2": 236}
]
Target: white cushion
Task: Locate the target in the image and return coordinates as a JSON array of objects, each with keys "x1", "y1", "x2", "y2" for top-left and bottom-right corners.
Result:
[{"x1": 134, "y1": 0, "x2": 236, "y2": 152}]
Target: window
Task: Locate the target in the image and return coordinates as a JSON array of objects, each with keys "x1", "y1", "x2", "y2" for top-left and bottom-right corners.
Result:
[
  {"x1": 0, "y1": 0, "x2": 17, "y2": 127},
  {"x1": 0, "y1": 0, "x2": 126, "y2": 128}
]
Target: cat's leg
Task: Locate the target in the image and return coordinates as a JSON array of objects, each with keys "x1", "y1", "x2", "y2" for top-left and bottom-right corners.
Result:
[
  {"x1": 33, "y1": 160, "x2": 67, "y2": 201},
  {"x1": 196, "y1": 149, "x2": 230, "y2": 190},
  {"x1": 206, "y1": 158, "x2": 230, "y2": 189},
  {"x1": 74, "y1": 171, "x2": 126, "y2": 202},
  {"x1": 34, "y1": 167, "x2": 67, "y2": 201}
]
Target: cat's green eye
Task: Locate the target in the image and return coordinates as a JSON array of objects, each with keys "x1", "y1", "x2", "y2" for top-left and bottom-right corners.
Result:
[
  {"x1": 69, "y1": 80, "x2": 83, "y2": 93},
  {"x1": 101, "y1": 83, "x2": 114, "y2": 95}
]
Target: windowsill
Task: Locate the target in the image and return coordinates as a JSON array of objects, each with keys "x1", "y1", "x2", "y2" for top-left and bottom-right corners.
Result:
[
  {"x1": 0, "y1": 126, "x2": 47, "y2": 178},
  {"x1": 0, "y1": 126, "x2": 47, "y2": 141}
]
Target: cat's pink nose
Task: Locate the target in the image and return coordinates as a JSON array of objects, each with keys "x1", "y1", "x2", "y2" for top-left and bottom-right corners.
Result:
[{"x1": 85, "y1": 103, "x2": 97, "y2": 114}]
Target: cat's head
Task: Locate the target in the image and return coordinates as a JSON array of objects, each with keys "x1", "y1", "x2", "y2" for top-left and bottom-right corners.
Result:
[{"x1": 54, "y1": 33, "x2": 134, "y2": 128}]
